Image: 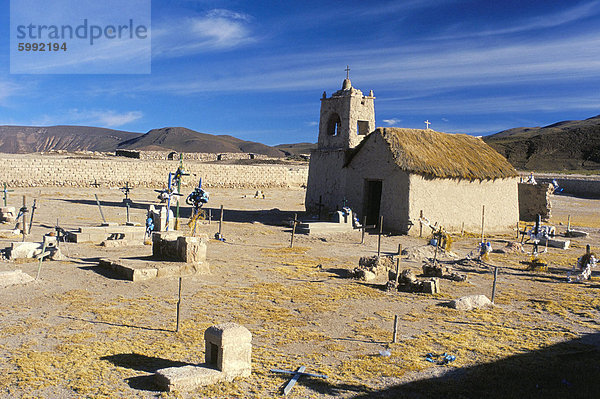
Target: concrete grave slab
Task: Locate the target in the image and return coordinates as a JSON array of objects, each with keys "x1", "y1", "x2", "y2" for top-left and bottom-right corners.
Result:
[
  {"x1": 65, "y1": 225, "x2": 146, "y2": 244},
  {"x1": 98, "y1": 232, "x2": 210, "y2": 281},
  {"x1": 155, "y1": 323, "x2": 252, "y2": 392}
]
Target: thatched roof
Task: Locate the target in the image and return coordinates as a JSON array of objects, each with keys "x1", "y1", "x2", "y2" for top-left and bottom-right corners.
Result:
[{"x1": 348, "y1": 128, "x2": 518, "y2": 180}]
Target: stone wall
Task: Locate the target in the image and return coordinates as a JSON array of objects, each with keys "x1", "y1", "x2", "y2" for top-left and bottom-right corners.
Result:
[
  {"x1": 518, "y1": 183, "x2": 552, "y2": 222},
  {"x1": 115, "y1": 149, "x2": 277, "y2": 162},
  {"x1": 530, "y1": 173, "x2": 600, "y2": 199},
  {"x1": 0, "y1": 154, "x2": 308, "y2": 188}
]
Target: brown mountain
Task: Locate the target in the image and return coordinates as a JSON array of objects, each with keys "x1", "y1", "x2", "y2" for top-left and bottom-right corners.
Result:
[
  {"x1": 117, "y1": 127, "x2": 285, "y2": 157},
  {"x1": 483, "y1": 115, "x2": 600, "y2": 172},
  {"x1": 274, "y1": 142, "x2": 316, "y2": 156},
  {"x1": 0, "y1": 125, "x2": 141, "y2": 153}
]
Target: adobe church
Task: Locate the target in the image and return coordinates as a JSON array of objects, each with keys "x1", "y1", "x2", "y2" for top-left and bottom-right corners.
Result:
[{"x1": 305, "y1": 75, "x2": 519, "y2": 235}]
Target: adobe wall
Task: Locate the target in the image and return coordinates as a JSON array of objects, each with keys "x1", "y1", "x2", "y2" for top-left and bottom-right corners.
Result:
[
  {"x1": 528, "y1": 173, "x2": 600, "y2": 199},
  {"x1": 344, "y1": 132, "x2": 410, "y2": 230},
  {"x1": 408, "y1": 176, "x2": 519, "y2": 236},
  {"x1": 305, "y1": 149, "x2": 347, "y2": 213},
  {"x1": 518, "y1": 183, "x2": 552, "y2": 222},
  {"x1": 0, "y1": 154, "x2": 308, "y2": 188}
]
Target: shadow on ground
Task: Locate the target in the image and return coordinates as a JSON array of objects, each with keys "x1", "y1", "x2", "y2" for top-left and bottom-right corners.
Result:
[
  {"x1": 101, "y1": 353, "x2": 194, "y2": 391},
  {"x1": 346, "y1": 332, "x2": 600, "y2": 399},
  {"x1": 59, "y1": 198, "x2": 302, "y2": 226}
]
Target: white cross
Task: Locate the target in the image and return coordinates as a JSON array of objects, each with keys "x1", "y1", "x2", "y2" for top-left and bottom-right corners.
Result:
[{"x1": 424, "y1": 120, "x2": 431, "y2": 130}]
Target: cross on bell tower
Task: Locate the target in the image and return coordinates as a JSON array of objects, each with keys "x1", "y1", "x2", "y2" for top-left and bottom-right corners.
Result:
[{"x1": 345, "y1": 65, "x2": 350, "y2": 79}]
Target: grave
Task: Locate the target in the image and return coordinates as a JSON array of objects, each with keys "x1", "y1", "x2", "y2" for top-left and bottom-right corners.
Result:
[
  {"x1": 297, "y1": 208, "x2": 356, "y2": 234},
  {"x1": 65, "y1": 225, "x2": 146, "y2": 244},
  {"x1": 8, "y1": 235, "x2": 63, "y2": 260},
  {"x1": 98, "y1": 232, "x2": 210, "y2": 281},
  {"x1": 352, "y1": 255, "x2": 394, "y2": 281},
  {"x1": 155, "y1": 323, "x2": 252, "y2": 392},
  {"x1": 0, "y1": 207, "x2": 17, "y2": 223},
  {"x1": 148, "y1": 205, "x2": 174, "y2": 232},
  {"x1": 386, "y1": 269, "x2": 441, "y2": 294}
]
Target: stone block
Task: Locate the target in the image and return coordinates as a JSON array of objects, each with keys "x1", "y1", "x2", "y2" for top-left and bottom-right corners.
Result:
[
  {"x1": 422, "y1": 278, "x2": 440, "y2": 294},
  {"x1": 153, "y1": 232, "x2": 208, "y2": 264},
  {"x1": 204, "y1": 323, "x2": 252, "y2": 376},
  {"x1": 0, "y1": 207, "x2": 16, "y2": 223},
  {"x1": 449, "y1": 294, "x2": 493, "y2": 311}
]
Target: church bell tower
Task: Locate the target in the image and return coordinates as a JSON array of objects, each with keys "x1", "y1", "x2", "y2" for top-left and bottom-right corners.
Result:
[{"x1": 317, "y1": 66, "x2": 375, "y2": 150}]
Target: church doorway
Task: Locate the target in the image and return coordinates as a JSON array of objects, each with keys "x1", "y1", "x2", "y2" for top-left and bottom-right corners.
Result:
[{"x1": 363, "y1": 179, "x2": 382, "y2": 227}]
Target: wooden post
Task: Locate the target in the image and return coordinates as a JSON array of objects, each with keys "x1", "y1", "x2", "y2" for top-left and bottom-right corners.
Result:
[
  {"x1": 176, "y1": 277, "x2": 182, "y2": 332},
  {"x1": 361, "y1": 216, "x2": 367, "y2": 244},
  {"x1": 481, "y1": 205, "x2": 485, "y2": 243},
  {"x1": 377, "y1": 215, "x2": 383, "y2": 257},
  {"x1": 433, "y1": 231, "x2": 439, "y2": 264},
  {"x1": 395, "y1": 244, "x2": 401, "y2": 284},
  {"x1": 28, "y1": 199, "x2": 37, "y2": 233},
  {"x1": 290, "y1": 213, "x2": 298, "y2": 248},
  {"x1": 392, "y1": 315, "x2": 398, "y2": 344},
  {"x1": 218, "y1": 205, "x2": 224, "y2": 236},
  {"x1": 21, "y1": 196, "x2": 27, "y2": 241},
  {"x1": 208, "y1": 209, "x2": 212, "y2": 224},
  {"x1": 94, "y1": 194, "x2": 107, "y2": 224},
  {"x1": 35, "y1": 241, "x2": 47, "y2": 280},
  {"x1": 491, "y1": 266, "x2": 499, "y2": 303},
  {"x1": 567, "y1": 215, "x2": 571, "y2": 232},
  {"x1": 516, "y1": 221, "x2": 519, "y2": 240},
  {"x1": 461, "y1": 222, "x2": 464, "y2": 237},
  {"x1": 419, "y1": 210, "x2": 423, "y2": 238}
]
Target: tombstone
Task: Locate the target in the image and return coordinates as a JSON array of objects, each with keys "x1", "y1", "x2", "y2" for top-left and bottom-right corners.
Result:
[
  {"x1": 204, "y1": 323, "x2": 252, "y2": 376},
  {"x1": 155, "y1": 323, "x2": 252, "y2": 391},
  {"x1": 0, "y1": 207, "x2": 17, "y2": 223},
  {"x1": 333, "y1": 209, "x2": 353, "y2": 226},
  {"x1": 148, "y1": 205, "x2": 174, "y2": 232}
]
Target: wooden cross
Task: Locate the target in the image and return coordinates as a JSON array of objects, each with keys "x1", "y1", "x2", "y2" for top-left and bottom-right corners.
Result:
[
  {"x1": 271, "y1": 366, "x2": 327, "y2": 395},
  {"x1": 424, "y1": 120, "x2": 431, "y2": 130},
  {"x1": 90, "y1": 179, "x2": 100, "y2": 188},
  {"x1": 316, "y1": 195, "x2": 324, "y2": 220},
  {"x1": 2, "y1": 183, "x2": 14, "y2": 207},
  {"x1": 345, "y1": 65, "x2": 350, "y2": 79},
  {"x1": 120, "y1": 182, "x2": 132, "y2": 201},
  {"x1": 290, "y1": 213, "x2": 300, "y2": 248}
]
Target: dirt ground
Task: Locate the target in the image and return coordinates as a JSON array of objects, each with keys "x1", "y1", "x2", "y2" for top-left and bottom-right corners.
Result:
[{"x1": 0, "y1": 187, "x2": 599, "y2": 398}]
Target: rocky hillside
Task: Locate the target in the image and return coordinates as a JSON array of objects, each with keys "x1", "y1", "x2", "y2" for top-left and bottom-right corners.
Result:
[
  {"x1": 483, "y1": 115, "x2": 600, "y2": 171},
  {"x1": 117, "y1": 127, "x2": 284, "y2": 157},
  {"x1": 0, "y1": 125, "x2": 286, "y2": 157},
  {"x1": 0, "y1": 125, "x2": 141, "y2": 153}
]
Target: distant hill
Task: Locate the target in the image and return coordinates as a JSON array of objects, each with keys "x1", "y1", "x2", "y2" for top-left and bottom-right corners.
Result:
[
  {"x1": 274, "y1": 142, "x2": 316, "y2": 156},
  {"x1": 117, "y1": 127, "x2": 285, "y2": 157},
  {"x1": 0, "y1": 125, "x2": 286, "y2": 157},
  {"x1": 483, "y1": 115, "x2": 600, "y2": 171},
  {"x1": 0, "y1": 125, "x2": 141, "y2": 153}
]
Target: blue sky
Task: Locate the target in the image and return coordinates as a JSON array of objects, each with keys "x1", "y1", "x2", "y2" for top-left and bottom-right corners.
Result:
[{"x1": 1, "y1": 0, "x2": 599, "y2": 145}]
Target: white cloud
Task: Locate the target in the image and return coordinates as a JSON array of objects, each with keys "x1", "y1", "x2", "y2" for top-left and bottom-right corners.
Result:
[
  {"x1": 0, "y1": 80, "x2": 28, "y2": 105},
  {"x1": 438, "y1": 1, "x2": 600, "y2": 39},
  {"x1": 32, "y1": 109, "x2": 143, "y2": 128},
  {"x1": 382, "y1": 118, "x2": 402, "y2": 125},
  {"x1": 306, "y1": 121, "x2": 318, "y2": 126},
  {"x1": 153, "y1": 9, "x2": 254, "y2": 57}
]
